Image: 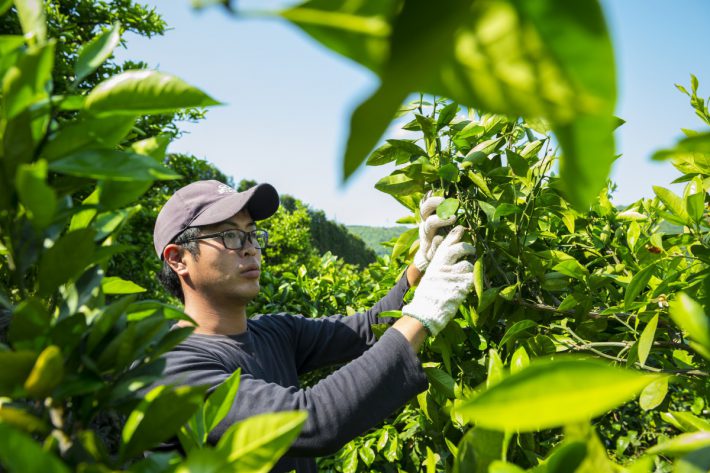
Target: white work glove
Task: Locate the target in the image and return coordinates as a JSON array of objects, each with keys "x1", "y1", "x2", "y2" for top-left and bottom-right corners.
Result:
[
  {"x1": 413, "y1": 193, "x2": 457, "y2": 272},
  {"x1": 403, "y1": 226, "x2": 475, "y2": 336}
]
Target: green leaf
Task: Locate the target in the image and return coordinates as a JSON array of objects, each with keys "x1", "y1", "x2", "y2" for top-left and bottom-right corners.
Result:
[
  {"x1": 467, "y1": 171, "x2": 493, "y2": 199},
  {"x1": 8, "y1": 298, "x2": 51, "y2": 346},
  {"x1": 499, "y1": 320, "x2": 537, "y2": 346},
  {"x1": 392, "y1": 227, "x2": 418, "y2": 260},
  {"x1": 436, "y1": 102, "x2": 459, "y2": 130},
  {"x1": 0, "y1": 406, "x2": 49, "y2": 434},
  {"x1": 653, "y1": 186, "x2": 691, "y2": 226},
  {"x1": 627, "y1": 221, "x2": 640, "y2": 251},
  {"x1": 455, "y1": 358, "x2": 658, "y2": 431},
  {"x1": 545, "y1": 441, "x2": 587, "y2": 473},
  {"x1": 637, "y1": 314, "x2": 658, "y2": 366},
  {"x1": 216, "y1": 411, "x2": 307, "y2": 472},
  {"x1": 280, "y1": 0, "x2": 394, "y2": 74},
  {"x1": 623, "y1": 264, "x2": 656, "y2": 310},
  {"x1": 37, "y1": 229, "x2": 96, "y2": 296},
  {"x1": 175, "y1": 448, "x2": 227, "y2": 473},
  {"x1": 203, "y1": 369, "x2": 241, "y2": 437},
  {"x1": 49, "y1": 149, "x2": 181, "y2": 181},
  {"x1": 669, "y1": 293, "x2": 710, "y2": 358},
  {"x1": 438, "y1": 163, "x2": 460, "y2": 183},
  {"x1": 478, "y1": 287, "x2": 499, "y2": 313},
  {"x1": 14, "y1": 0, "x2": 47, "y2": 45},
  {"x1": 493, "y1": 203, "x2": 521, "y2": 222},
  {"x1": 0, "y1": 0, "x2": 12, "y2": 15},
  {"x1": 121, "y1": 384, "x2": 208, "y2": 461},
  {"x1": 648, "y1": 431, "x2": 710, "y2": 456},
  {"x1": 510, "y1": 346, "x2": 529, "y2": 375},
  {"x1": 41, "y1": 114, "x2": 137, "y2": 161},
  {"x1": 0, "y1": 351, "x2": 36, "y2": 396},
  {"x1": 555, "y1": 115, "x2": 617, "y2": 209},
  {"x1": 455, "y1": 426, "x2": 505, "y2": 473},
  {"x1": 686, "y1": 192, "x2": 705, "y2": 224},
  {"x1": 473, "y1": 259, "x2": 484, "y2": 299},
  {"x1": 639, "y1": 376, "x2": 668, "y2": 411},
  {"x1": 75, "y1": 22, "x2": 121, "y2": 84},
  {"x1": 674, "y1": 446, "x2": 710, "y2": 473},
  {"x1": 374, "y1": 172, "x2": 423, "y2": 196},
  {"x1": 0, "y1": 423, "x2": 70, "y2": 473},
  {"x1": 553, "y1": 259, "x2": 588, "y2": 280},
  {"x1": 23, "y1": 345, "x2": 63, "y2": 398},
  {"x1": 436, "y1": 198, "x2": 459, "y2": 219},
  {"x1": 505, "y1": 150, "x2": 529, "y2": 177},
  {"x1": 487, "y1": 349, "x2": 505, "y2": 388},
  {"x1": 424, "y1": 366, "x2": 456, "y2": 399},
  {"x1": 366, "y1": 142, "x2": 410, "y2": 166},
  {"x1": 85, "y1": 70, "x2": 221, "y2": 116},
  {"x1": 15, "y1": 160, "x2": 56, "y2": 229},
  {"x1": 359, "y1": 445, "x2": 375, "y2": 466},
  {"x1": 2, "y1": 42, "x2": 54, "y2": 119},
  {"x1": 102, "y1": 277, "x2": 146, "y2": 295},
  {"x1": 661, "y1": 411, "x2": 710, "y2": 432}
]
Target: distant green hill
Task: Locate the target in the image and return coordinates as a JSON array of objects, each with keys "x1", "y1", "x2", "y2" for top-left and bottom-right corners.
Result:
[{"x1": 347, "y1": 225, "x2": 411, "y2": 257}]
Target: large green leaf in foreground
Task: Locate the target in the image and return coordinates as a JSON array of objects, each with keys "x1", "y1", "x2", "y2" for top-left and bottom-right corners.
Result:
[
  {"x1": 455, "y1": 358, "x2": 657, "y2": 431},
  {"x1": 282, "y1": 0, "x2": 616, "y2": 208},
  {"x1": 84, "y1": 70, "x2": 221, "y2": 115}
]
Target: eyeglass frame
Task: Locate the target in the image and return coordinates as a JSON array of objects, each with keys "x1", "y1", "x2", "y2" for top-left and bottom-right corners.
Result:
[{"x1": 182, "y1": 228, "x2": 269, "y2": 250}]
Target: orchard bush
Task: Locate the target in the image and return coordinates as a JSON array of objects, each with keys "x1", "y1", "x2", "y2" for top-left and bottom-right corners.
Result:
[
  {"x1": 0, "y1": 2, "x2": 305, "y2": 471},
  {"x1": 318, "y1": 87, "x2": 710, "y2": 472}
]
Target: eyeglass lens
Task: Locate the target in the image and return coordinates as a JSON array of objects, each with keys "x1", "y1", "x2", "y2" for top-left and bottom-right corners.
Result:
[{"x1": 224, "y1": 230, "x2": 267, "y2": 249}]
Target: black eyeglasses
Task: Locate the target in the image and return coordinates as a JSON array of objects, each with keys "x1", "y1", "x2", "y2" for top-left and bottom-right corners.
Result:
[{"x1": 183, "y1": 229, "x2": 268, "y2": 250}]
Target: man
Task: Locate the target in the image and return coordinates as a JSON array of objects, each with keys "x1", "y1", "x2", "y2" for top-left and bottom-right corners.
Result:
[{"x1": 152, "y1": 180, "x2": 475, "y2": 472}]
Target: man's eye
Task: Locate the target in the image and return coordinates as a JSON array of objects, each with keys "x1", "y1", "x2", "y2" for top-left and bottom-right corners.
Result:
[{"x1": 224, "y1": 231, "x2": 240, "y2": 240}]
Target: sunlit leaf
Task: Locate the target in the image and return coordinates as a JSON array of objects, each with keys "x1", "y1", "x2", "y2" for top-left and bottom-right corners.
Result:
[
  {"x1": 121, "y1": 384, "x2": 208, "y2": 460},
  {"x1": 637, "y1": 314, "x2": 658, "y2": 366},
  {"x1": 0, "y1": 423, "x2": 70, "y2": 473},
  {"x1": 75, "y1": 22, "x2": 121, "y2": 84},
  {"x1": 624, "y1": 264, "x2": 656, "y2": 310},
  {"x1": 85, "y1": 70, "x2": 220, "y2": 115},
  {"x1": 669, "y1": 293, "x2": 710, "y2": 358},
  {"x1": 49, "y1": 149, "x2": 181, "y2": 181},
  {"x1": 102, "y1": 277, "x2": 146, "y2": 295},
  {"x1": 216, "y1": 411, "x2": 307, "y2": 473},
  {"x1": 648, "y1": 431, "x2": 710, "y2": 456},
  {"x1": 203, "y1": 369, "x2": 241, "y2": 437},
  {"x1": 639, "y1": 376, "x2": 668, "y2": 411},
  {"x1": 456, "y1": 358, "x2": 658, "y2": 431}
]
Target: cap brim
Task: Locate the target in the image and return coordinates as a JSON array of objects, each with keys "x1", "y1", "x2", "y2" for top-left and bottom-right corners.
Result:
[{"x1": 191, "y1": 183, "x2": 279, "y2": 227}]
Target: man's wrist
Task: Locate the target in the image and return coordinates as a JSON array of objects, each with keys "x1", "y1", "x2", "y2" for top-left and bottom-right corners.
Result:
[{"x1": 392, "y1": 315, "x2": 429, "y2": 352}]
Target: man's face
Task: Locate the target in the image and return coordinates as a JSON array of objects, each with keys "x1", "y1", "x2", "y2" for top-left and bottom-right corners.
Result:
[{"x1": 182, "y1": 209, "x2": 262, "y2": 305}]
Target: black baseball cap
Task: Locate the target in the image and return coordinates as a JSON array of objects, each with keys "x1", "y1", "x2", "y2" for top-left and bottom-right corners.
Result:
[{"x1": 153, "y1": 180, "x2": 279, "y2": 259}]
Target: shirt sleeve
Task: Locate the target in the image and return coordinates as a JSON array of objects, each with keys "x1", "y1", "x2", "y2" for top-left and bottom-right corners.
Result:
[
  {"x1": 161, "y1": 328, "x2": 428, "y2": 457},
  {"x1": 291, "y1": 273, "x2": 411, "y2": 373}
]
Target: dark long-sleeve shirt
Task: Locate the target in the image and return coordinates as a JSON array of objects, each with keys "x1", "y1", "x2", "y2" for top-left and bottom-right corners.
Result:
[{"x1": 157, "y1": 275, "x2": 428, "y2": 472}]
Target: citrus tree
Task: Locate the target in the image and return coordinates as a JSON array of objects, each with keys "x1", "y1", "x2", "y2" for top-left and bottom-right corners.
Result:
[
  {"x1": 0, "y1": 1, "x2": 305, "y2": 471},
  {"x1": 317, "y1": 83, "x2": 710, "y2": 471}
]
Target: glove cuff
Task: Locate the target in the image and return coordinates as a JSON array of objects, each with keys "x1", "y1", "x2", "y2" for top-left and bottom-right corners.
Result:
[
  {"x1": 413, "y1": 251, "x2": 429, "y2": 272},
  {"x1": 402, "y1": 299, "x2": 446, "y2": 337}
]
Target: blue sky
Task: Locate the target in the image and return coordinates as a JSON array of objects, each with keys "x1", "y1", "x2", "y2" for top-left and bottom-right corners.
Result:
[{"x1": 115, "y1": 0, "x2": 710, "y2": 226}]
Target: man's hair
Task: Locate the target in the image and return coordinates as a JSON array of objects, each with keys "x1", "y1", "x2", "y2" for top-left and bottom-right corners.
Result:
[{"x1": 158, "y1": 226, "x2": 201, "y2": 303}]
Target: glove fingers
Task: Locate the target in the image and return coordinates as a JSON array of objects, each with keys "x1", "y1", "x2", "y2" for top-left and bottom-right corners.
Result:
[
  {"x1": 426, "y1": 235, "x2": 444, "y2": 261},
  {"x1": 420, "y1": 195, "x2": 444, "y2": 219},
  {"x1": 423, "y1": 213, "x2": 456, "y2": 237}
]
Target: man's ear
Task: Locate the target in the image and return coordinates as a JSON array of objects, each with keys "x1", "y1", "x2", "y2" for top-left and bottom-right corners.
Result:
[{"x1": 164, "y1": 244, "x2": 189, "y2": 276}]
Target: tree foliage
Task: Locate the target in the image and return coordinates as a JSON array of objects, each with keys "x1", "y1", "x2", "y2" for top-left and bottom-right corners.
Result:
[
  {"x1": 316, "y1": 85, "x2": 710, "y2": 472},
  {"x1": 0, "y1": 2, "x2": 305, "y2": 471}
]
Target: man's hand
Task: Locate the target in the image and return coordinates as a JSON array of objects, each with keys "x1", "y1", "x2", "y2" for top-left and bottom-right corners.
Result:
[
  {"x1": 413, "y1": 193, "x2": 456, "y2": 272},
  {"x1": 402, "y1": 226, "x2": 475, "y2": 337}
]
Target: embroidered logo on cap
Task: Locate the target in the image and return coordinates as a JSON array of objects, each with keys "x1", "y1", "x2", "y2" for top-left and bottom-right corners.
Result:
[{"x1": 217, "y1": 184, "x2": 236, "y2": 194}]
